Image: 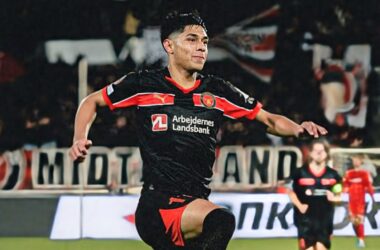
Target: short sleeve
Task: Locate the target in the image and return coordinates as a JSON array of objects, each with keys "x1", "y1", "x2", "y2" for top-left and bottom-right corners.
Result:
[
  {"x1": 217, "y1": 79, "x2": 262, "y2": 120},
  {"x1": 102, "y1": 72, "x2": 141, "y2": 110}
]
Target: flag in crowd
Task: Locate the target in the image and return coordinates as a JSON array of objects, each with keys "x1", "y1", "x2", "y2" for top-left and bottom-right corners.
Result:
[{"x1": 210, "y1": 4, "x2": 279, "y2": 83}]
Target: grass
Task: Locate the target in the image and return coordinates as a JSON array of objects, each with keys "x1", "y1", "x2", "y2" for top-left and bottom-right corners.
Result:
[{"x1": 0, "y1": 237, "x2": 379, "y2": 250}]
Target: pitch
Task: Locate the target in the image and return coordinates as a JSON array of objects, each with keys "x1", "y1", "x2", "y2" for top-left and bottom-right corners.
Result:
[{"x1": 0, "y1": 237, "x2": 379, "y2": 250}]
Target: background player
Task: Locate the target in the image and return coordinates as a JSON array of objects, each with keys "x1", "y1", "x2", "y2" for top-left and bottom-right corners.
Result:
[
  {"x1": 343, "y1": 154, "x2": 377, "y2": 248},
  {"x1": 69, "y1": 10, "x2": 327, "y2": 250},
  {"x1": 288, "y1": 140, "x2": 342, "y2": 250}
]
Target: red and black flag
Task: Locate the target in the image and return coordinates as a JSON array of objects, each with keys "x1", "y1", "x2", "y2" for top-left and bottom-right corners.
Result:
[{"x1": 210, "y1": 4, "x2": 280, "y2": 83}]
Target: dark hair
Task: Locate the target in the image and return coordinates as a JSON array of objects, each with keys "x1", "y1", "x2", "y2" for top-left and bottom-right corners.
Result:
[{"x1": 160, "y1": 10, "x2": 207, "y2": 43}]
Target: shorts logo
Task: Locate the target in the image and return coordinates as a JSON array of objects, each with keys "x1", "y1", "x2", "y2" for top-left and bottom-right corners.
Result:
[
  {"x1": 200, "y1": 92, "x2": 216, "y2": 108},
  {"x1": 247, "y1": 97, "x2": 255, "y2": 104},
  {"x1": 151, "y1": 114, "x2": 168, "y2": 131},
  {"x1": 107, "y1": 85, "x2": 114, "y2": 95}
]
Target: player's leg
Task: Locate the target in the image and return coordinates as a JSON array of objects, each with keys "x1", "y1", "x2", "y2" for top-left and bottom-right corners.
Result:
[
  {"x1": 135, "y1": 192, "x2": 175, "y2": 249},
  {"x1": 352, "y1": 214, "x2": 365, "y2": 247},
  {"x1": 304, "y1": 246, "x2": 316, "y2": 250},
  {"x1": 314, "y1": 242, "x2": 328, "y2": 250},
  {"x1": 313, "y1": 211, "x2": 332, "y2": 250},
  {"x1": 350, "y1": 207, "x2": 366, "y2": 248},
  {"x1": 135, "y1": 190, "x2": 195, "y2": 249},
  {"x1": 304, "y1": 245, "x2": 315, "y2": 250},
  {"x1": 297, "y1": 214, "x2": 317, "y2": 250},
  {"x1": 313, "y1": 231, "x2": 331, "y2": 250},
  {"x1": 181, "y1": 198, "x2": 235, "y2": 249}
]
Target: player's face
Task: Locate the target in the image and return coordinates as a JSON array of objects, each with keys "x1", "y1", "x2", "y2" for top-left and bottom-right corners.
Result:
[
  {"x1": 310, "y1": 143, "x2": 328, "y2": 164},
  {"x1": 169, "y1": 25, "x2": 208, "y2": 72},
  {"x1": 351, "y1": 156, "x2": 362, "y2": 169}
]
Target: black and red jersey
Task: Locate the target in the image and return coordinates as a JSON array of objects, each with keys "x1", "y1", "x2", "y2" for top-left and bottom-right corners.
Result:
[
  {"x1": 291, "y1": 165, "x2": 342, "y2": 217},
  {"x1": 102, "y1": 68, "x2": 262, "y2": 198}
]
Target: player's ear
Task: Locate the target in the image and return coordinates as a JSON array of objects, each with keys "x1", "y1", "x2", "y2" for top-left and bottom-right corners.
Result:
[{"x1": 163, "y1": 39, "x2": 174, "y2": 54}]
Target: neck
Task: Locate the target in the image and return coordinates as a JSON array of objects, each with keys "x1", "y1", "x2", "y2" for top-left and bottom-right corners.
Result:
[
  {"x1": 310, "y1": 161, "x2": 325, "y2": 170},
  {"x1": 167, "y1": 64, "x2": 198, "y2": 88}
]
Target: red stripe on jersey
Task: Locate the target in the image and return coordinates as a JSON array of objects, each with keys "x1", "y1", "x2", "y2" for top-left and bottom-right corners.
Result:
[
  {"x1": 159, "y1": 206, "x2": 187, "y2": 247},
  {"x1": 298, "y1": 178, "x2": 316, "y2": 186},
  {"x1": 165, "y1": 76, "x2": 201, "y2": 94},
  {"x1": 106, "y1": 92, "x2": 175, "y2": 109},
  {"x1": 137, "y1": 93, "x2": 174, "y2": 106},
  {"x1": 193, "y1": 94, "x2": 262, "y2": 120},
  {"x1": 102, "y1": 86, "x2": 116, "y2": 110},
  {"x1": 308, "y1": 165, "x2": 326, "y2": 177},
  {"x1": 321, "y1": 178, "x2": 337, "y2": 186},
  {"x1": 216, "y1": 96, "x2": 262, "y2": 119},
  {"x1": 193, "y1": 94, "x2": 202, "y2": 106}
]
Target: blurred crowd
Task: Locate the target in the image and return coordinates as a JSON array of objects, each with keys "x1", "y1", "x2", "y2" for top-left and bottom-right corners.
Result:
[{"x1": 1, "y1": 0, "x2": 380, "y2": 153}]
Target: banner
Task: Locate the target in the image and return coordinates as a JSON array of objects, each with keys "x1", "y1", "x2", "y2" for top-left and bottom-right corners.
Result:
[
  {"x1": 27, "y1": 146, "x2": 302, "y2": 190},
  {"x1": 50, "y1": 193, "x2": 380, "y2": 239},
  {"x1": 313, "y1": 44, "x2": 371, "y2": 128},
  {"x1": 0, "y1": 149, "x2": 30, "y2": 190},
  {"x1": 210, "y1": 4, "x2": 280, "y2": 83},
  {"x1": 30, "y1": 147, "x2": 142, "y2": 190},
  {"x1": 2, "y1": 146, "x2": 379, "y2": 191},
  {"x1": 44, "y1": 39, "x2": 117, "y2": 65}
]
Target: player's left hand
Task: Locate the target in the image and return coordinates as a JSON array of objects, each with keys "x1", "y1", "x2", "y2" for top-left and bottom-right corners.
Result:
[
  {"x1": 326, "y1": 190, "x2": 341, "y2": 203},
  {"x1": 326, "y1": 190, "x2": 334, "y2": 201},
  {"x1": 299, "y1": 121, "x2": 328, "y2": 138}
]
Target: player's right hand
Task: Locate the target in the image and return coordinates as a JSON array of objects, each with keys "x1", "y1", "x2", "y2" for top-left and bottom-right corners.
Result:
[
  {"x1": 298, "y1": 121, "x2": 328, "y2": 138},
  {"x1": 69, "y1": 139, "x2": 92, "y2": 162},
  {"x1": 298, "y1": 203, "x2": 308, "y2": 214}
]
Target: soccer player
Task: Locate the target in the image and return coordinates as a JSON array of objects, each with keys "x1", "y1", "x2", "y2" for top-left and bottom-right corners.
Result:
[
  {"x1": 288, "y1": 140, "x2": 342, "y2": 250},
  {"x1": 69, "y1": 10, "x2": 327, "y2": 250},
  {"x1": 343, "y1": 154, "x2": 376, "y2": 248}
]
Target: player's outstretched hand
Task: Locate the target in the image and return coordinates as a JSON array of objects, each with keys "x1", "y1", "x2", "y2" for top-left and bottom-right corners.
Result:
[
  {"x1": 69, "y1": 139, "x2": 92, "y2": 162},
  {"x1": 298, "y1": 121, "x2": 328, "y2": 138}
]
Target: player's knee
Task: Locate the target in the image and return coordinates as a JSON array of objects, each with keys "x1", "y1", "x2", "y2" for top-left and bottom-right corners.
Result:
[
  {"x1": 185, "y1": 208, "x2": 235, "y2": 249},
  {"x1": 204, "y1": 208, "x2": 235, "y2": 236}
]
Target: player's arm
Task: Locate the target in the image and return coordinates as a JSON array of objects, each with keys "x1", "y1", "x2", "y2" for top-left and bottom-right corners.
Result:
[
  {"x1": 365, "y1": 172, "x2": 376, "y2": 203},
  {"x1": 342, "y1": 175, "x2": 349, "y2": 193},
  {"x1": 256, "y1": 109, "x2": 328, "y2": 138},
  {"x1": 287, "y1": 189, "x2": 308, "y2": 214},
  {"x1": 69, "y1": 90, "x2": 106, "y2": 162},
  {"x1": 328, "y1": 175, "x2": 343, "y2": 203},
  {"x1": 326, "y1": 189, "x2": 342, "y2": 203},
  {"x1": 285, "y1": 176, "x2": 308, "y2": 214}
]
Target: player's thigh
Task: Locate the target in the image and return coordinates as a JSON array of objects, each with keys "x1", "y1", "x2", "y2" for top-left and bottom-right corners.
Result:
[{"x1": 181, "y1": 198, "x2": 221, "y2": 239}]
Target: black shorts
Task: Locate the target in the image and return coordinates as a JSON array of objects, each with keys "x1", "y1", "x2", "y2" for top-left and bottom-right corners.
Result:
[
  {"x1": 135, "y1": 189, "x2": 198, "y2": 249},
  {"x1": 295, "y1": 211, "x2": 334, "y2": 249}
]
